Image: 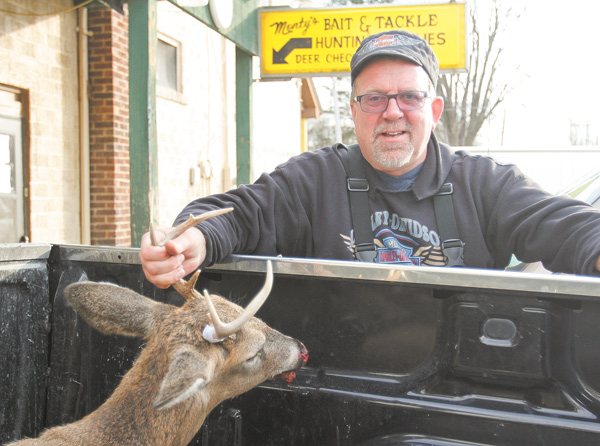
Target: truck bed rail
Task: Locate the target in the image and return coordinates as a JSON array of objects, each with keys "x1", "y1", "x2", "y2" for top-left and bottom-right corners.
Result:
[{"x1": 2, "y1": 243, "x2": 600, "y2": 445}]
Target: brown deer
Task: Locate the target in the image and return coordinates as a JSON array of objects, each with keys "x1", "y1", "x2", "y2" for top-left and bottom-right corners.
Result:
[{"x1": 11, "y1": 209, "x2": 308, "y2": 445}]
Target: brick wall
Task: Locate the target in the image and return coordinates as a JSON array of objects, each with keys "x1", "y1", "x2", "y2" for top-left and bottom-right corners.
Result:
[
  {"x1": 88, "y1": 7, "x2": 131, "y2": 247},
  {"x1": 0, "y1": 0, "x2": 81, "y2": 244}
]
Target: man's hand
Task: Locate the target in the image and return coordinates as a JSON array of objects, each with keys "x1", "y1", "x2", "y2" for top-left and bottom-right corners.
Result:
[
  {"x1": 140, "y1": 226, "x2": 206, "y2": 289},
  {"x1": 596, "y1": 255, "x2": 600, "y2": 273}
]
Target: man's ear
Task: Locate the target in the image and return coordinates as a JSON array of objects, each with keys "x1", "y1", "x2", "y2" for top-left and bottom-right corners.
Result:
[
  {"x1": 350, "y1": 98, "x2": 358, "y2": 122},
  {"x1": 431, "y1": 96, "x2": 444, "y2": 128}
]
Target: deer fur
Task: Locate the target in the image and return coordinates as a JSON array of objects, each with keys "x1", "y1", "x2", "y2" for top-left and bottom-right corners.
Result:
[{"x1": 12, "y1": 269, "x2": 307, "y2": 445}]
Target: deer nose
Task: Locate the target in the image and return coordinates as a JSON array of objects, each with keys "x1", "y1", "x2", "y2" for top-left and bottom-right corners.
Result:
[{"x1": 298, "y1": 342, "x2": 309, "y2": 364}]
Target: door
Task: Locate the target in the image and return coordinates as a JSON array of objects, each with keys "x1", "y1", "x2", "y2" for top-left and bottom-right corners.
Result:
[{"x1": 0, "y1": 116, "x2": 25, "y2": 243}]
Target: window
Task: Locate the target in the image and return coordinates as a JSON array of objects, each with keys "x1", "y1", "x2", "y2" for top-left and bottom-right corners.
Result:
[{"x1": 157, "y1": 34, "x2": 182, "y2": 96}]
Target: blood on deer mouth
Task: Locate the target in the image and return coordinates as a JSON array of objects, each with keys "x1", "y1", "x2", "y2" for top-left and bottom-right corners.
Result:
[{"x1": 276, "y1": 344, "x2": 309, "y2": 383}]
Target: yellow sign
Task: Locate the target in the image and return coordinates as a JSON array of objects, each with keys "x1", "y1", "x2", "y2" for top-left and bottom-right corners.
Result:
[{"x1": 259, "y1": 3, "x2": 466, "y2": 78}]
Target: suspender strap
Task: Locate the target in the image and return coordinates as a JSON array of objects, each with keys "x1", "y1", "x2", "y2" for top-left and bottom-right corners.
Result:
[
  {"x1": 347, "y1": 145, "x2": 464, "y2": 267},
  {"x1": 347, "y1": 144, "x2": 377, "y2": 262},
  {"x1": 433, "y1": 183, "x2": 465, "y2": 267}
]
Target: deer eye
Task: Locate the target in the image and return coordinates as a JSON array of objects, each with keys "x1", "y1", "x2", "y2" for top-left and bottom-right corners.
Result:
[{"x1": 245, "y1": 350, "x2": 264, "y2": 367}]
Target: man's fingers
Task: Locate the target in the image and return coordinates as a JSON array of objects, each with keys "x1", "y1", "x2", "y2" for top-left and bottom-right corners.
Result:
[
  {"x1": 141, "y1": 244, "x2": 171, "y2": 262},
  {"x1": 164, "y1": 240, "x2": 184, "y2": 257},
  {"x1": 142, "y1": 251, "x2": 185, "y2": 277},
  {"x1": 140, "y1": 225, "x2": 205, "y2": 289},
  {"x1": 181, "y1": 257, "x2": 201, "y2": 276},
  {"x1": 142, "y1": 264, "x2": 185, "y2": 289}
]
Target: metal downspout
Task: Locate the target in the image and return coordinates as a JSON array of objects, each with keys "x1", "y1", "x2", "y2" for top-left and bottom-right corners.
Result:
[{"x1": 77, "y1": 7, "x2": 91, "y2": 245}]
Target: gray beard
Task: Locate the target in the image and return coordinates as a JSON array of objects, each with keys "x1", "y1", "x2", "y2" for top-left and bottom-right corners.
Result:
[
  {"x1": 369, "y1": 122, "x2": 415, "y2": 169},
  {"x1": 371, "y1": 142, "x2": 414, "y2": 169}
]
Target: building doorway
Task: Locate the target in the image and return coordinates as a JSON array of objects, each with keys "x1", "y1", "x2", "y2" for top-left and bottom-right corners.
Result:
[{"x1": 0, "y1": 87, "x2": 27, "y2": 243}]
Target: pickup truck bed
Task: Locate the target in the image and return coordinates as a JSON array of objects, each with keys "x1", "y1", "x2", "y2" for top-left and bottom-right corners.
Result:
[{"x1": 2, "y1": 244, "x2": 600, "y2": 445}]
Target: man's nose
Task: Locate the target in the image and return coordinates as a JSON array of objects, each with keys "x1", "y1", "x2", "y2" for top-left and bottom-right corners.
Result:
[{"x1": 382, "y1": 96, "x2": 405, "y2": 119}]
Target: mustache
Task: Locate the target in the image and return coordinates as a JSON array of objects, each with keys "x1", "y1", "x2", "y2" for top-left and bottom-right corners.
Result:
[{"x1": 374, "y1": 123, "x2": 412, "y2": 135}]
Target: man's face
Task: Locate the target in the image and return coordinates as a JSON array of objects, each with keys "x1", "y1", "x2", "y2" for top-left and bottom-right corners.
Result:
[{"x1": 351, "y1": 58, "x2": 444, "y2": 177}]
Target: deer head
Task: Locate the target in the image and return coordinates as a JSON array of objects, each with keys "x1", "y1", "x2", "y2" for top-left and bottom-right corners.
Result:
[
  {"x1": 65, "y1": 261, "x2": 306, "y2": 411},
  {"x1": 11, "y1": 210, "x2": 307, "y2": 446}
]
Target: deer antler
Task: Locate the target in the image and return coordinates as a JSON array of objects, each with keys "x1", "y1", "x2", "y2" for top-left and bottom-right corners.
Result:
[
  {"x1": 148, "y1": 208, "x2": 274, "y2": 343},
  {"x1": 203, "y1": 261, "x2": 273, "y2": 340},
  {"x1": 149, "y1": 208, "x2": 233, "y2": 301},
  {"x1": 149, "y1": 208, "x2": 233, "y2": 248},
  {"x1": 172, "y1": 271, "x2": 202, "y2": 301}
]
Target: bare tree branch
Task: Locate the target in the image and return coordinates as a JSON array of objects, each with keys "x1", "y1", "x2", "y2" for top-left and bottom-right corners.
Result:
[{"x1": 436, "y1": 0, "x2": 523, "y2": 146}]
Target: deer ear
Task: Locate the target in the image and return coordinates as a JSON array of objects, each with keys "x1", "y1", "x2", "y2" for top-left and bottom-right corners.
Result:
[
  {"x1": 154, "y1": 346, "x2": 216, "y2": 411},
  {"x1": 65, "y1": 282, "x2": 167, "y2": 338}
]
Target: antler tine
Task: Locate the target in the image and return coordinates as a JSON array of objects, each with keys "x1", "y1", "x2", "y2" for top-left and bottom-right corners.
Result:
[
  {"x1": 172, "y1": 270, "x2": 203, "y2": 301},
  {"x1": 149, "y1": 220, "x2": 159, "y2": 246},
  {"x1": 157, "y1": 208, "x2": 233, "y2": 247},
  {"x1": 203, "y1": 261, "x2": 273, "y2": 339},
  {"x1": 148, "y1": 207, "x2": 233, "y2": 302}
]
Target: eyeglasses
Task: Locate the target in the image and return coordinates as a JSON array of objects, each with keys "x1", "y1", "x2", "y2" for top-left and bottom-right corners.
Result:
[{"x1": 354, "y1": 91, "x2": 432, "y2": 113}]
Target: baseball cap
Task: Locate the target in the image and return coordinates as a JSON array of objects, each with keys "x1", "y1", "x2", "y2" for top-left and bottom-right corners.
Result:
[{"x1": 350, "y1": 30, "x2": 439, "y2": 88}]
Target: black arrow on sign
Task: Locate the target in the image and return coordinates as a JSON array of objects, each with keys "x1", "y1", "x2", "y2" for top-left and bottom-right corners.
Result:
[{"x1": 272, "y1": 38, "x2": 312, "y2": 64}]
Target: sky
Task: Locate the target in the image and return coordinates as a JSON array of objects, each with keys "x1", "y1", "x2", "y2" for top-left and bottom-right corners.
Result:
[{"x1": 495, "y1": 0, "x2": 600, "y2": 148}]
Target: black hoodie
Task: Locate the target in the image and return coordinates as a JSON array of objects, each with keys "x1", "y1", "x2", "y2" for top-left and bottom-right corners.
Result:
[{"x1": 176, "y1": 134, "x2": 600, "y2": 275}]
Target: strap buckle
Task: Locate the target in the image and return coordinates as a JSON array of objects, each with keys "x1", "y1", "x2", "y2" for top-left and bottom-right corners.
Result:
[
  {"x1": 355, "y1": 242, "x2": 377, "y2": 262},
  {"x1": 347, "y1": 178, "x2": 369, "y2": 192},
  {"x1": 441, "y1": 239, "x2": 465, "y2": 267},
  {"x1": 436, "y1": 183, "x2": 454, "y2": 195}
]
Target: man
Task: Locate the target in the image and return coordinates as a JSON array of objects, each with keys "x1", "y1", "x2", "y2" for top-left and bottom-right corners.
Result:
[{"x1": 140, "y1": 30, "x2": 600, "y2": 288}]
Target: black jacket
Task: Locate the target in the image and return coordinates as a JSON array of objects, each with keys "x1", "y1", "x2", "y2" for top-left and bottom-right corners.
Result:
[{"x1": 176, "y1": 135, "x2": 600, "y2": 275}]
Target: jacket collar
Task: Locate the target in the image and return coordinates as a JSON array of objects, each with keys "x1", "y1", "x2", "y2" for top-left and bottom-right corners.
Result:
[
  {"x1": 412, "y1": 132, "x2": 454, "y2": 200},
  {"x1": 337, "y1": 132, "x2": 454, "y2": 200}
]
